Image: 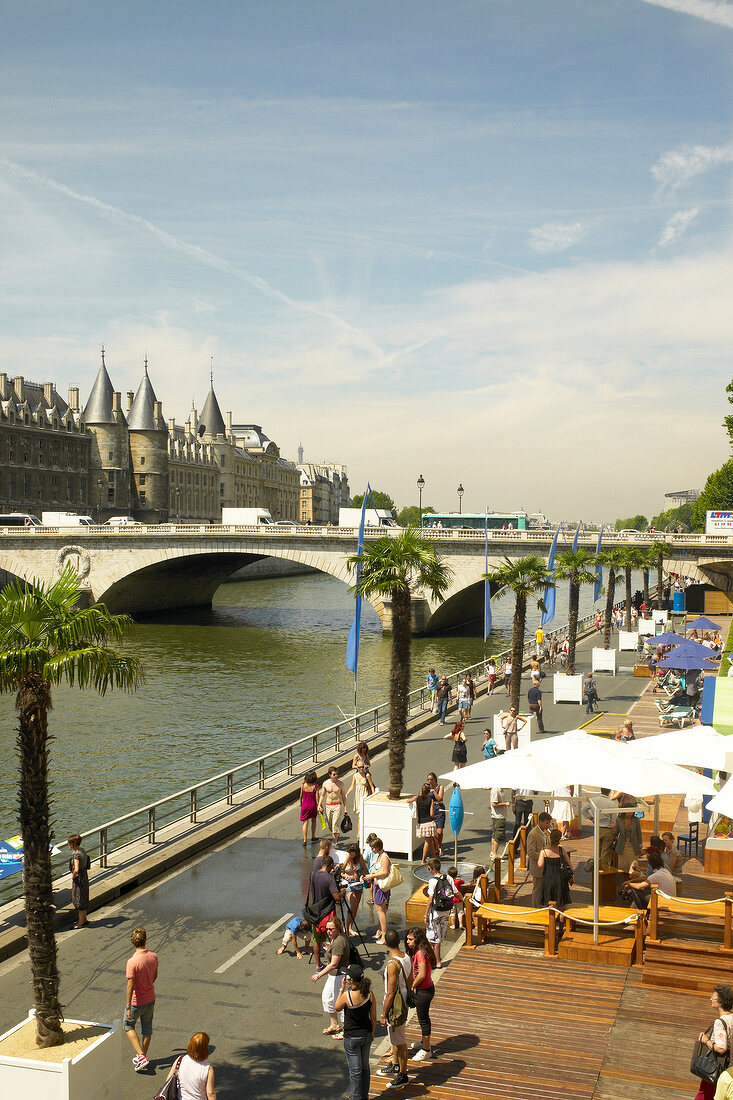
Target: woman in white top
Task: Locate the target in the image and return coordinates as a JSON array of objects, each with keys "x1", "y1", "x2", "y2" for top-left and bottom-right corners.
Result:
[
  {"x1": 164, "y1": 1032, "x2": 215, "y2": 1100},
  {"x1": 696, "y1": 986, "x2": 733, "y2": 1100}
]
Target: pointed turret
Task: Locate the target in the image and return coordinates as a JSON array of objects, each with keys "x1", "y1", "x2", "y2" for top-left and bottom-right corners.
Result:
[
  {"x1": 198, "y1": 385, "x2": 227, "y2": 438},
  {"x1": 127, "y1": 358, "x2": 161, "y2": 431},
  {"x1": 83, "y1": 348, "x2": 116, "y2": 424}
]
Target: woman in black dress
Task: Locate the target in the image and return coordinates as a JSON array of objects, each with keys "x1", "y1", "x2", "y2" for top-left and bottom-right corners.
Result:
[
  {"x1": 443, "y1": 720, "x2": 467, "y2": 770},
  {"x1": 67, "y1": 833, "x2": 90, "y2": 928},
  {"x1": 538, "y1": 828, "x2": 573, "y2": 930}
]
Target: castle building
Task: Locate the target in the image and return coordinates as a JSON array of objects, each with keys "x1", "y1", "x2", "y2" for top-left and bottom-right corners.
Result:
[{"x1": 0, "y1": 353, "x2": 315, "y2": 524}]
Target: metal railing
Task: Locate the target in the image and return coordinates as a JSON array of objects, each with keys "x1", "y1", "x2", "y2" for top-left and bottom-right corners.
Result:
[{"x1": 0, "y1": 611, "x2": 599, "y2": 905}]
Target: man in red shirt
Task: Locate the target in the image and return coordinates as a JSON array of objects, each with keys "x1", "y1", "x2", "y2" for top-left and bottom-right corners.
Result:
[{"x1": 124, "y1": 926, "x2": 158, "y2": 1072}]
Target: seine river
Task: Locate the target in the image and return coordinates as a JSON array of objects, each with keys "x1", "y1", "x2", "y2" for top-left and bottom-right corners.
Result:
[{"x1": 0, "y1": 571, "x2": 621, "y2": 837}]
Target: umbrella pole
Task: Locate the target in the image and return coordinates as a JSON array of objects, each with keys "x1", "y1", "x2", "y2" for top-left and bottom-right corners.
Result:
[
  {"x1": 593, "y1": 806, "x2": 600, "y2": 946},
  {"x1": 654, "y1": 795, "x2": 659, "y2": 835}
]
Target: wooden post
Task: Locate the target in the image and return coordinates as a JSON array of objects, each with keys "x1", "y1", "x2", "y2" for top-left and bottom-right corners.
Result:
[
  {"x1": 634, "y1": 913, "x2": 644, "y2": 966},
  {"x1": 648, "y1": 884, "x2": 659, "y2": 942},
  {"x1": 519, "y1": 824, "x2": 528, "y2": 870},
  {"x1": 492, "y1": 857, "x2": 502, "y2": 904},
  {"x1": 725, "y1": 895, "x2": 733, "y2": 952},
  {"x1": 465, "y1": 896, "x2": 474, "y2": 948},
  {"x1": 506, "y1": 841, "x2": 515, "y2": 886},
  {"x1": 547, "y1": 902, "x2": 557, "y2": 956}
]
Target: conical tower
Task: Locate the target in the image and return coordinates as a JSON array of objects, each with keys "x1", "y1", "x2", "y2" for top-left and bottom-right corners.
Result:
[
  {"x1": 82, "y1": 348, "x2": 131, "y2": 522},
  {"x1": 128, "y1": 358, "x2": 169, "y2": 523}
]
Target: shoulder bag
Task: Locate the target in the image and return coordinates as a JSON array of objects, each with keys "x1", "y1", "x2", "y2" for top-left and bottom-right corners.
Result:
[
  {"x1": 377, "y1": 862, "x2": 404, "y2": 891},
  {"x1": 691, "y1": 1023, "x2": 731, "y2": 1084},
  {"x1": 386, "y1": 961, "x2": 409, "y2": 1027},
  {"x1": 153, "y1": 1055, "x2": 184, "y2": 1100}
]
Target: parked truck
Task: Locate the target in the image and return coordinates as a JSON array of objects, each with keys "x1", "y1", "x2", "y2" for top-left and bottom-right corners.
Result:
[
  {"x1": 338, "y1": 507, "x2": 398, "y2": 528},
  {"x1": 220, "y1": 507, "x2": 275, "y2": 526},
  {"x1": 41, "y1": 512, "x2": 96, "y2": 527}
]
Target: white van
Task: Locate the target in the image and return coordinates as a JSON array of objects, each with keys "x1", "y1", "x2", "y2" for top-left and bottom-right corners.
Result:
[
  {"x1": 0, "y1": 513, "x2": 43, "y2": 527},
  {"x1": 41, "y1": 512, "x2": 96, "y2": 527}
]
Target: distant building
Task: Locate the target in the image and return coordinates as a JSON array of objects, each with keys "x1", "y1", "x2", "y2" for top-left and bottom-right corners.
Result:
[{"x1": 297, "y1": 462, "x2": 350, "y2": 525}]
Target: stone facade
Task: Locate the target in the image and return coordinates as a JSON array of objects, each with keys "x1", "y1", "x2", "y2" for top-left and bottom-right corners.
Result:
[{"x1": 297, "y1": 462, "x2": 350, "y2": 525}]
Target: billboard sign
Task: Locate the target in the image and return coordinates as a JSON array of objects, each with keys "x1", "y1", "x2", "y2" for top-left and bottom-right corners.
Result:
[{"x1": 706, "y1": 511, "x2": 733, "y2": 534}]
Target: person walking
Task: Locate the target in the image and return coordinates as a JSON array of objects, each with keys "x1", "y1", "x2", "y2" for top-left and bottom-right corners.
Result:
[
  {"x1": 527, "y1": 677, "x2": 545, "y2": 734},
  {"x1": 405, "y1": 927, "x2": 436, "y2": 1064},
  {"x1": 311, "y1": 915, "x2": 348, "y2": 1038},
  {"x1": 485, "y1": 657, "x2": 497, "y2": 694},
  {"x1": 124, "y1": 926, "x2": 158, "y2": 1072},
  {"x1": 345, "y1": 762, "x2": 375, "y2": 834},
  {"x1": 299, "y1": 770, "x2": 320, "y2": 845},
  {"x1": 444, "y1": 719, "x2": 468, "y2": 769},
  {"x1": 406, "y1": 783, "x2": 438, "y2": 863},
  {"x1": 435, "y1": 676, "x2": 452, "y2": 724},
  {"x1": 693, "y1": 986, "x2": 733, "y2": 1100},
  {"x1": 504, "y1": 657, "x2": 512, "y2": 696},
  {"x1": 67, "y1": 833, "x2": 90, "y2": 928},
  {"x1": 427, "y1": 773, "x2": 446, "y2": 856},
  {"x1": 162, "y1": 1031, "x2": 216, "y2": 1100},
  {"x1": 318, "y1": 767, "x2": 347, "y2": 845},
  {"x1": 335, "y1": 964, "x2": 376, "y2": 1100},
  {"x1": 527, "y1": 812, "x2": 553, "y2": 907},
  {"x1": 426, "y1": 667, "x2": 439, "y2": 709},
  {"x1": 376, "y1": 930, "x2": 412, "y2": 1085},
  {"x1": 363, "y1": 838, "x2": 392, "y2": 945},
  {"x1": 424, "y1": 857, "x2": 456, "y2": 968},
  {"x1": 582, "y1": 672, "x2": 599, "y2": 714},
  {"x1": 456, "y1": 677, "x2": 471, "y2": 720}
]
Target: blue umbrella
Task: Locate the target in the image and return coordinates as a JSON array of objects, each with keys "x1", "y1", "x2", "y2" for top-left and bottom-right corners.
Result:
[
  {"x1": 686, "y1": 615, "x2": 722, "y2": 633},
  {"x1": 654, "y1": 652, "x2": 717, "y2": 671},
  {"x1": 672, "y1": 641, "x2": 720, "y2": 660},
  {"x1": 449, "y1": 785, "x2": 465, "y2": 864},
  {"x1": 646, "y1": 632, "x2": 688, "y2": 646}
]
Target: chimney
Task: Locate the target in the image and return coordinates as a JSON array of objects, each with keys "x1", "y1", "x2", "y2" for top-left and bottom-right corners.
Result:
[
  {"x1": 13, "y1": 375, "x2": 24, "y2": 399},
  {"x1": 168, "y1": 417, "x2": 176, "y2": 432},
  {"x1": 153, "y1": 400, "x2": 163, "y2": 425},
  {"x1": 44, "y1": 382, "x2": 54, "y2": 405},
  {"x1": 226, "y1": 411, "x2": 232, "y2": 432},
  {"x1": 126, "y1": 391, "x2": 134, "y2": 413},
  {"x1": 0, "y1": 373, "x2": 7, "y2": 399},
  {"x1": 112, "y1": 391, "x2": 122, "y2": 417},
  {"x1": 68, "y1": 386, "x2": 79, "y2": 412}
]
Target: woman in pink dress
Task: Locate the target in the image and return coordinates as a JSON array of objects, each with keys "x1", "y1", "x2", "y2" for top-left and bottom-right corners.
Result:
[{"x1": 300, "y1": 770, "x2": 320, "y2": 845}]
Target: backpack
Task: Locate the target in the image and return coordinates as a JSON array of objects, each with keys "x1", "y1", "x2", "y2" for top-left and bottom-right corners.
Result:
[{"x1": 431, "y1": 875, "x2": 454, "y2": 912}]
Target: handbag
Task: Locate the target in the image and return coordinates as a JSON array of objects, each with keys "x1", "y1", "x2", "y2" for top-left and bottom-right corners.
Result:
[
  {"x1": 153, "y1": 1055, "x2": 183, "y2": 1100},
  {"x1": 691, "y1": 1024, "x2": 730, "y2": 1083},
  {"x1": 559, "y1": 849, "x2": 574, "y2": 886},
  {"x1": 341, "y1": 812, "x2": 353, "y2": 833},
  {"x1": 377, "y1": 862, "x2": 404, "y2": 891}
]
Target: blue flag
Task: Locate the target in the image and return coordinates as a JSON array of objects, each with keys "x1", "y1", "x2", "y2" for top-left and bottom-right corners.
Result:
[
  {"x1": 593, "y1": 527, "x2": 604, "y2": 603},
  {"x1": 483, "y1": 506, "x2": 492, "y2": 640},
  {"x1": 541, "y1": 525, "x2": 561, "y2": 627},
  {"x1": 346, "y1": 486, "x2": 372, "y2": 677},
  {"x1": 572, "y1": 523, "x2": 581, "y2": 552}
]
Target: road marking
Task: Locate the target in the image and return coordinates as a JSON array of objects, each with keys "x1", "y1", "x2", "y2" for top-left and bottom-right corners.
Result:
[{"x1": 215, "y1": 912, "x2": 293, "y2": 974}]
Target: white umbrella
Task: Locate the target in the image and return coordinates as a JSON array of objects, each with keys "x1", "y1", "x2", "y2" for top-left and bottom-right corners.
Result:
[
  {"x1": 705, "y1": 776, "x2": 733, "y2": 818},
  {"x1": 628, "y1": 726, "x2": 733, "y2": 774},
  {"x1": 438, "y1": 750, "x2": 567, "y2": 793}
]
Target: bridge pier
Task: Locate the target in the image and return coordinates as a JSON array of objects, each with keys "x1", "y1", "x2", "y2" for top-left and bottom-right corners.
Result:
[{"x1": 380, "y1": 596, "x2": 432, "y2": 636}]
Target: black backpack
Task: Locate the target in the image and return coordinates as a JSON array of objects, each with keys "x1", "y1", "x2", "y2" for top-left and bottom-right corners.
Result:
[{"x1": 431, "y1": 875, "x2": 454, "y2": 912}]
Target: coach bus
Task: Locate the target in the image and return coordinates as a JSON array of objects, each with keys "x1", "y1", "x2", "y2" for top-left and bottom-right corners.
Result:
[{"x1": 421, "y1": 511, "x2": 528, "y2": 531}]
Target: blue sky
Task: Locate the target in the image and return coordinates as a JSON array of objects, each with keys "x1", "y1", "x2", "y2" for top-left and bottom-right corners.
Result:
[{"x1": 2, "y1": 0, "x2": 733, "y2": 520}]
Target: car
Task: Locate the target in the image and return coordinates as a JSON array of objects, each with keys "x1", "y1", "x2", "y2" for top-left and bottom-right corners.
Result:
[
  {"x1": 104, "y1": 516, "x2": 142, "y2": 526},
  {"x1": 617, "y1": 529, "x2": 640, "y2": 537}
]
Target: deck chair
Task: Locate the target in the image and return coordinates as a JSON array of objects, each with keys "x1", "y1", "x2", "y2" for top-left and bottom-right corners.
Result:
[{"x1": 658, "y1": 707, "x2": 695, "y2": 728}]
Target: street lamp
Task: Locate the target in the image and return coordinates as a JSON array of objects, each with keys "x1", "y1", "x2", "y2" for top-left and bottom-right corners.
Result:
[
  {"x1": 457, "y1": 482, "x2": 464, "y2": 515},
  {"x1": 97, "y1": 477, "x2": 103, "y2": 524},
  {"x1": 175, "y1": 485, "x2": 181, "y2": 523},
  {"x1": 417, "y1": 473, "x2": 425, "y2": 528}
]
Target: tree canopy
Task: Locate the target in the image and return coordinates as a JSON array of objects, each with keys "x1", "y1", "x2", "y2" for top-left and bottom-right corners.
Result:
[
  {"x1": 614, "y1": 514, "x2": 648, "y2": 531},
  {"x1": 691, "y1": 458, "x2": 733, "y2": 529},
  {"x1": 397, "y1": 505, "x2": 436, "y2": 527},
  {"x1": 351, "y1": 489, "x2": 397, "y2": 517}
]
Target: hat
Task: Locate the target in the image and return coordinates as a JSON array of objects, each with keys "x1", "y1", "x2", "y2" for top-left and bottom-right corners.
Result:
[{"x1": 344, "y1": 963, "x2": 364, "y2": 982}]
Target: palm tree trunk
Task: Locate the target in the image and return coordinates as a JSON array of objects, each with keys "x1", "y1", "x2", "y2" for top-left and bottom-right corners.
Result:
[
  {"x1": 625, "y1": 567, "x2": 633, "y2": 631},
  {"x1": 17, "y1": 674, "x2": 63, "y2": 1047},
  {"x1": 510, "y1": 594, "x2": 527, "y2": 713},
  {"x1": 566, "y1": 578, "x2": 579, "y2": 674},
  {"x1": 643, "y1": 568, "x2": 650, "y2": 610},
  {"x1": 603, "y1": 570, "x2": 615, "y2": 650},
  {"x1": 657, "y1": 558, "x2": 664, "y2": 610},
  {"x1": 387, "y1": 587, "x2": 412, "y2": 800}
]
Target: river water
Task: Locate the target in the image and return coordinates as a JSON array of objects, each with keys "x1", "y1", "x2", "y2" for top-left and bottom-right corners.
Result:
[{"x1": 0, "y1": 571, "x2": 631, "y2": 836}]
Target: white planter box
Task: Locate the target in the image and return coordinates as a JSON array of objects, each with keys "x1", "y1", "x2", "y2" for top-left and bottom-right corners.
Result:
[
  {"x1": 637, "y1": 619, "x2": 656, "y2": 638},
  {"x1": 553, "y1": 673, "x2": 584, "y2": 704},
  {"x1": 618, "y1": 630, "x2": 639, "y2": 651},
  {"x1": 0, "y1": 1012, "x2": 122, "y2": 1100},
  {"x1": 493, "y1": 712, "x2": 535, "y2": 748},
  {"x1": 592, "y1": 648, "x2": 616, "y2": 674},
  {"x1": 360, "y1": 792, "x2": 418, "y2": 859}
]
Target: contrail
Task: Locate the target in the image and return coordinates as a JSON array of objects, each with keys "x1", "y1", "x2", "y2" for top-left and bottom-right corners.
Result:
[{"x1": 0, "y1": 157, "x2": 384, "y2": 357}]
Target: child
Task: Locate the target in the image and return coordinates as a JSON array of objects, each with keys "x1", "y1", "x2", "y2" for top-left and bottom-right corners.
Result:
[
  {"x1": 277, "y1": 917, "x2": 312, "y2": 959},
  {"x1": 447, "y1": 865, "x2": 466, "y2": 930},
  {"x1": 482, "y1": 729, "x2": 498, "y2": 759}
]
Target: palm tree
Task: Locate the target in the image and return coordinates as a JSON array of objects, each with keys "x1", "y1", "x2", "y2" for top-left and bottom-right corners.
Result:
[
  {"x1": 348, "y1": 528, "x2": 451, "y2": 800},
  {"x1": 0, "y1": 566, "x2": 142, "y2": 1047},
  {"x1": 616, "y1": 546, "x2": 645, "y2": 630},
  {"x1": 648, "y1": 540, "x2": 673, "y2": 611},
  {"x1": 597, "y1": 548, "x2": 626, "y2": 649},
  {"x1": 553, "y1": 549, "x2": 598, "y2": 675},
  {"x1": 483, "y1": 555, "x2": 554, "y2": 712}
]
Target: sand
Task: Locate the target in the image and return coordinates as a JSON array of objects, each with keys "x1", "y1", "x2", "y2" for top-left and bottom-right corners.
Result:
[{"x1": 0, "y1": 1018, "x2": 109, "y2": 1062}]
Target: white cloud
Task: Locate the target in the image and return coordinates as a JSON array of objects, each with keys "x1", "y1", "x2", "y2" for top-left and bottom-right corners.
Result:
[
  {"x1": 528, "y1": 220, "x2": 593, "y2": 254},
  {"x1": 651, "y1": 142, "x2": 733, "y2": 192},
  {"x1": 640, "y1": 0, "x2": 733, "y2": 29},
  {"x1": 657, "y1": 207, "x2": 700, "y2": 246}
]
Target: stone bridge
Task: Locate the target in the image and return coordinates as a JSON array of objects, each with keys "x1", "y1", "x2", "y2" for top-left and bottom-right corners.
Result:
[{"x1": 0, "y1": 525, "x2": 731, "y2": 634}]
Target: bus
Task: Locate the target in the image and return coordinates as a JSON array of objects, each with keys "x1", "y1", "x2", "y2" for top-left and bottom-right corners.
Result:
[{"x1": 421, "y1": 512, "x2": 527, "y2": 531}]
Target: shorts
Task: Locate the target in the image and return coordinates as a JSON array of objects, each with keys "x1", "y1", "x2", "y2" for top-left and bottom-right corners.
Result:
[
  {"x1": 345, "y1": 881, "x2": 364, "y2": 895},
  {"x1": 417, "y1": 822, "x2": 436, "y2": 838},
  {"x1": 491, "y1": 818, "x2": 506, "y2": 843},
  {"x1": 373, "y1": 885, "x2": 391, "y2": 907},
  {"x1": 387, "y1": 1023, "x2": 407, "y2": 1047},
  {"x1": 324, "y1": 803, "x2": 342, "y2": 835},
  {"x1": 124, "y1": 1000, "x2": 155, "y2": 1037},
  {"x1": 425, "y1": 911, "x2": 450, "y2": 943},
  {"x1": 282, "y1": 928, "x2": 311, "y2": 947},
  {"x1": 313, "y1": 928, "x2": 327, "y2": 945}
]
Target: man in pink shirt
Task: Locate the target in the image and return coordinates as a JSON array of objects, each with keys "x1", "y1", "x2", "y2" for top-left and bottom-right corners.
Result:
[{"x1": 124, "y1": 926, "x2": 158, "y2": 1072}]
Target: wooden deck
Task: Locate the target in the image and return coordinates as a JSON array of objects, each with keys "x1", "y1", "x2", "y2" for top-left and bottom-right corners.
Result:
[{"x1": 370, "y1": 949, "x2": 711, "y2": 1098}]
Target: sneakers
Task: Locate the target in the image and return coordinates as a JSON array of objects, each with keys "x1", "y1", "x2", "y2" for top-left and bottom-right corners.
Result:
[
  {"x1": 376, "y1": 1063, "x2": 399, "y2": 1077},
  {"x1": 410, "y1": 1047, "x2": 433, "y2": 1061},
  {"x1": 132, "y1": 1054, "x2": 149, "y2": 1072},
  {"x1": 386, "y1": 1073, "x2": 410, "y2": 1089}
]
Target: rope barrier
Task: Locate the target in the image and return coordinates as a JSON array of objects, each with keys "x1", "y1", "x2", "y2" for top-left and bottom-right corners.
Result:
[
  {"x1": 655, "y1": 890, "x2": 731, "y2": 905},
  {"x1": 473, "y1": 902, "x2": 640, "y2": 927}
]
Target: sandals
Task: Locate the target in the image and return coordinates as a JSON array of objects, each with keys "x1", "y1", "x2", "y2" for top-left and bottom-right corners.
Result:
[
  {"x1": 323, "y1": 1026, "x2": 340, "y2": 1035},
  {"x1": 330, "y1": 1031, "x2": 344, "y2": 1040}
]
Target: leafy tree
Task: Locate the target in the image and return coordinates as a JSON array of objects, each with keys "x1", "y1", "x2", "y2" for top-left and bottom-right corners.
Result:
[
  {"x1": 614, "y1": 515, "x2": 648, "y2": 532},
  {"x1": 348, "y1": 528, "x2": 451, "y2": 799},
  {"x1": 484, "y1": 556, "x2": 554, "y2": 712},
  {"x1": 351, "y1": 490, "x2": 397, "y2": 517},
  {"x1": 397, "y1": 505, "x2": 436, "y2": 527},
  {"x1": 554, "y1": 549, "x2": 598, "y2": 674},
  {"x1": 650, "y1": 502, "x2": 693, "y2": 532},
  {"x1": 0, "y1": 566, "x2": 142, "y2": 1047},
  {"x1": 691, "y1": 459, "x2": 733, "y2": 530},
  {"x1": 597, "y1": 548, "x2": 627, "y2": 649},
  {"x1": 648, "y1": 540, "x2": 673, "y2": 610}
]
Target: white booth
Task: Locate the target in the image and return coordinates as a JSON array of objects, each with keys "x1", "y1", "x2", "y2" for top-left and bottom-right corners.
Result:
[
  {"x1": 553, "y1": 673, "x2": 584, "y2": 704},
  {"x1": 618, "y1": 630, "x2": 639, "y2": 651},
  {"x1": 592, "y1": 647, "x2": 617, "y2": 674}
]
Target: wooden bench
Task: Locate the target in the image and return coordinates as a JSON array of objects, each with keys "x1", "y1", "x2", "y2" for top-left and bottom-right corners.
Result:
[
  {"x1": 564, "y1": 904, "x2": 644, "y2": 964},
  {"x1": 464, "y1": 889, "x2": 558, "y2": 956},
  {"x1": 648, "y1": 884, "x2": 733, "y2": 949}
]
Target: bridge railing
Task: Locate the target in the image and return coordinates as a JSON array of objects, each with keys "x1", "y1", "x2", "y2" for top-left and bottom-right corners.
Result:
[{"x1": 0, "y1": 611, "x2": 599, "y2": 904}]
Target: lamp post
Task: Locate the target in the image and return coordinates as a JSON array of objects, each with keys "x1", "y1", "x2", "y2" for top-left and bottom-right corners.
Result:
[
  {"x1": 417, "y1": 473, "x2": 425, "y2": 528},
  {"x1": 457, "y1": 483, "x2": 464, "y2": 515},
  {"x1": 175, "y1": 485, "x2": 181, "y2": 523},
  {"x1": 97, "y1": 477, "x2": 103, "y2": 524}
]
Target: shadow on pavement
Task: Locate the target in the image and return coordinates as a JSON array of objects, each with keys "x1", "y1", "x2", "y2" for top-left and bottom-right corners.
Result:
[{"x1": 219, "y1": 1040, "x2": 348, "y2": 1098}]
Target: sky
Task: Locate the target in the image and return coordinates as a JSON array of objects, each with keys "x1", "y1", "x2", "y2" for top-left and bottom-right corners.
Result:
[{"x1": 2, "y1": 0, "x2": 733, "y2": 522}]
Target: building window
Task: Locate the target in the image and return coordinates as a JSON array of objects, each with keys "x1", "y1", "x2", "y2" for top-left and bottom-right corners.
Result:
[
  {"x1": 108, "y1": 487, "x2": 114, "y2": 503},
  {"x1": 140, "y1": 491, "x2": 146, "y2": 505},
  {"x1": 139, "y1": 474, "x2": 146, "y2": 485},
  {"x1": 220, "y1": 483, "x2": 224, "y2": 496},
  {"x1": 140, "y1": 456, "x2": 145, "y2": 466},
  {"x1": 108, "y1": 450, "x2": 114, "y2": 461}
]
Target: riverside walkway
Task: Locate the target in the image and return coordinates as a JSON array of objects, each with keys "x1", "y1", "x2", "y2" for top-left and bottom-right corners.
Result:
[{"x1": 0, "y1": 628, "x2": 715, "y2": 1098}]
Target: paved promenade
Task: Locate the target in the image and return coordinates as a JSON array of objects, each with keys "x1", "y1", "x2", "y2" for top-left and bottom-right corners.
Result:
[{"x1": 0, "y1": 631, "x2": 688, "y2": 1098}]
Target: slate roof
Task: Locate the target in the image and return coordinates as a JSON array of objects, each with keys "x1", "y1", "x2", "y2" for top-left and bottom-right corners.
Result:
[
  {"x1": 127, "y1": 363, "x2": 162, "y2": 431},
  {"x1": 198, "y1": 386, "x2": 227, "y2": 438},
  {"x1": 83, "y1": 358, "x2": 117, "y2": 425}
]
